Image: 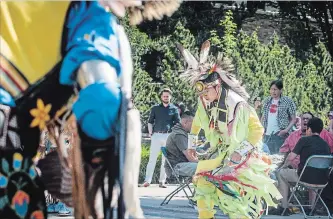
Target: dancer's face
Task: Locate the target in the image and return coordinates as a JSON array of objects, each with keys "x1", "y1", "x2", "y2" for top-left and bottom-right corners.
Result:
[{"x1": 203, "y1": 86, "x2": 219, "y2": 103}]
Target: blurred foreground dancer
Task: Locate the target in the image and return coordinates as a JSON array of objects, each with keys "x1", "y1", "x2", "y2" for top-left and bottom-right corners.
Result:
[{"x1": 0, "y1": 1, "x2": 181, "y2": 218}]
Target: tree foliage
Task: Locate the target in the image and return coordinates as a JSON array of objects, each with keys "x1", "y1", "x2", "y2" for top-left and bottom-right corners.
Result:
[
  {"x1": 123, "y1": 18, "x2": 198, "y2": 129},
  {"x1": 137, "y1": 1, "x2": 333, "y2": 60},
  {"x1": 123, "y1": 8, "x2": 332, "y2": 128},
  {"x1": 210, "y1": 11, "x2": 332, "y2": 121},
  {"x1": 123, "y1": 9, "x2": 332, "y2": 128},
  {"x1": 277, "y1": 1, "x2": 333, "y2": 58}
]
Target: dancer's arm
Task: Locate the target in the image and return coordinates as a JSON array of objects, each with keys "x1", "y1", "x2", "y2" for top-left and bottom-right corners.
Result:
[
  {"x1": 191, "y1": 107, "x2": 202, "y2": 136},
  {"x1": 247, "y1": 109, "x2": 265, "y2": 146},
  {"x1": 229, "y1": 103, "x2": 264, "y2": 161}
]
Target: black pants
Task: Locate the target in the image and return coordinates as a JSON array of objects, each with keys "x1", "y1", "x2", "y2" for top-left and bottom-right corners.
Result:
[{"x1": 321, "y1": 173, "x2": 333, "y2": 213}]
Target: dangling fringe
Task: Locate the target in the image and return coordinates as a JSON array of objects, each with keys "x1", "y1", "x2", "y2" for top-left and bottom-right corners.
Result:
[
  {"x1": 85, "y1": 163, "x2": 106, "y2": 219},
  {"x1": 72, "y1": 136, "x2": 90, "y2": 219},
  {"x1": 47, "y1": 124, "x2": 69, "y2": 168},
  {"x1": 45, "y1": 115, "x2": 100, "y2": 218}
]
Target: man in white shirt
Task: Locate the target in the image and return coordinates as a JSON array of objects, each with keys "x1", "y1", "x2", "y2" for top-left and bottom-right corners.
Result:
[{"x1": 261, "y1": 80, "x2": 297, "y2": 154}]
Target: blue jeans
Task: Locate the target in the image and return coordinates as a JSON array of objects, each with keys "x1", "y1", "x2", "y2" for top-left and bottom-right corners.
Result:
[
  {"x1": 263, "y1": 134, "x2": 286, "y2": 154},
  {"x1": 174, "y1": 162, "x2": 198, "y2": 177}
]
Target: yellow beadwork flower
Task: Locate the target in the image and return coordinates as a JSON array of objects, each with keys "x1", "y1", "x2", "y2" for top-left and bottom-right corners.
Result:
[{"x1": 29, "y1": 99, "x2": 52, "y2": 130}]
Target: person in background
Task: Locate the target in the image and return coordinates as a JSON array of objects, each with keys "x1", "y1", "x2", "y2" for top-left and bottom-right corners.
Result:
[
  {"x1": 261, "y1": 80, "x2": 297, "y2": 154},
  {"x1": 165, "y1": 114, "x2": 198, "y2": 178},
  {"x1": 254, "y1": 96, "x2": 262, "y2": 119},
  {"x1": 294, "y1": 115, "x2": 301, "y2": 131},
  {"x1": 322, "y1": 110, "x2": 333, "y2": 215},
  {"x1": 280, "y1": 112, "x2": 333, "y2": 169},
  {"x1": 175, "y1": 102, "x2": 187, "y2": 117},
  {"x1": 37, "y1": 129, "x2": 73, "y2": 216},
  {"x1": 175, "y1": 103, "x2": 185, "y2": 117},
  {"x1": 328, "y1": 111, "x2": 333, "y2": 135},
  {"x1": 321, "y1": 162, "x2": 333, "y2": 215},
  {"x1": 272, "y1": 117, "x2": 331, "y2": 215},
  {"x1": 141, "y1": 88, "x2": 180, "y2": 188}
]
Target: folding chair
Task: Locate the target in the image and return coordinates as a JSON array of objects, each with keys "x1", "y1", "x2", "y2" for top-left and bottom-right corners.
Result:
[
  {"x1": 160, "y1": 146, "x2": 194, "y2": 207},
  {"x1": 282, "y1": 155, "x2": 333, "y2": 218}
]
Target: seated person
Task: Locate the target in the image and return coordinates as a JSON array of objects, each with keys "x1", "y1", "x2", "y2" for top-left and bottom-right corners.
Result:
[
  {"x1": 279, "y1": 112, "x2": 333, "y2": 169},
  {"x1": 271, "y1": 117, "x2": 331, "y2": 215},
  {"x1": 165, "y1": 114, "x2": 198, "y2": 178}
]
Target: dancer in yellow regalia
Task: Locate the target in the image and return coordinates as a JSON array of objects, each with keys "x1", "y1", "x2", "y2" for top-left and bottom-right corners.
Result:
[{"x1": 177, "y1": 41, "x2": 282, "y2": 219}]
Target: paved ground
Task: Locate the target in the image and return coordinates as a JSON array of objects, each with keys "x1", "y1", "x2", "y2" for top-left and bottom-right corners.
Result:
[{"x1": 48, "y1": 184, "x2": 326, "y2": 219}]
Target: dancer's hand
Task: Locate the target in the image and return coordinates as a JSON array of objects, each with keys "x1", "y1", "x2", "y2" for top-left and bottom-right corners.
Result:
[
  {"x1": 230, "y1": 152, "x2": 242, "y2": 163},
  {"x1": 192, "y1": 175, "x2": 199, "y2": 183}
]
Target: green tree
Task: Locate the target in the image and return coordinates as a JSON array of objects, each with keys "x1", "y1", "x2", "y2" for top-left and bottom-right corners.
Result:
[
  {"x1": 123, "y1": 10, "x2": 332, "y2": 127},
  {"x1": 210, "y1": 11, "x2": 332, "y2": 121},
  {"x1": 123, "y1": 18, "x2": 199, "y2": 126},
  {"x1": 124, "y1": 9, "x2": 332, "y2": 182},
  {"x1": 277, "y1": 1, "x2": 333, "y2": 58},
  {"x1": 122, "y1": 18, "x2": 159, "y2": 125},
  {"x1": 153, "y1": 22, "x2": 198, "y2": 112}
]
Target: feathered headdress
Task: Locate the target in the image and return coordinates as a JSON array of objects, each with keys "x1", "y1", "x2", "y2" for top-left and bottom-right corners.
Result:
[
  {"x1": 177, "y1": 40, "x2": 250, "y2": 100},
  {"x1": 102, "y1": 0, "x2": 181, "y2": 25},
  {"x1": 128, "y1": 0, "x2": 181, "y2": 25}
]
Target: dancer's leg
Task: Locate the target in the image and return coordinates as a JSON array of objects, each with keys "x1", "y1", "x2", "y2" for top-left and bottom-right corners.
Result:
[{"x1": 196, "y1": 177, "x2": 215, "y2": 219}]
